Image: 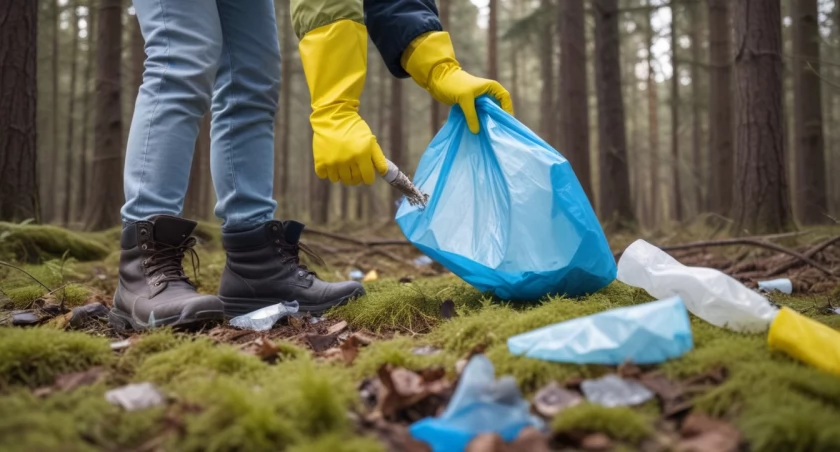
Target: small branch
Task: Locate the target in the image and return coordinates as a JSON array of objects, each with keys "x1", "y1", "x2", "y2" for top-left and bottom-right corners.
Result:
[
  {"x1": 765, "y1": 236, "x2": 840, "y2": 277},
  {"x1": 303, "y1": 227, "x2": 412, "y2": 247},
  {"x1": 0, "y1": 261, "x2": 52, "y2": 292}
]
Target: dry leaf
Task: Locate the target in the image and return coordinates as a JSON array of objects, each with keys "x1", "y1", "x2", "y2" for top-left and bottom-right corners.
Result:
[
  {"x1": 340, "y1": 335, "x2": 362, "y2": 365},
  {"x1": 581, "y1": 433, "x2": 612, "y2": 451},
  {"x1": 677, "y1": 414, "x2": 740, "y2": 452},
  {"x1": 304, "y1": 332, "x2": 339, "y2": 352},
  {"x1": 375, "y1": 364, "x2": 452, "y2": 420},
  {"x1": 532, "y1": 381, "x2": 583, "y2": 417},
  {"x1": 464, "y1": 427, "x2": 550, "y2": 452},
  {"x1": 617, "y1": 362, "x2": 643, "y2": 379},
  {"x1": 465, "y1": 433, "x2": 506, "y2": 452}
]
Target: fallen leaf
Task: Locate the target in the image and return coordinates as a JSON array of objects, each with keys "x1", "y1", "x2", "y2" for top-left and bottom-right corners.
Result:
[
  {"x1": 465, "y1": 433, "x2": 505, "y2": 452},
  {"x1": 363, "y1": 269, "x2": 379, "y2": 282},
  {"x1": 640, "y1": 372, "x2": 691, "y2": 418},
  {"x1": 340, "y1": 335, "x2": 362, "y2": 365},
  {"x1": 240, "y1": 336, "x2": 283, "y2": 363},
  {"x1": 618, "y1": 361, "x2": 643, "y2": 379},
  {"x1": 288, "y1": 315, "x2": 306, "y2": 330},
  {"x1": 677, "y1": 414, "x2": 740, "y2": 452},
  {"x1": 347, "y1": 331, "x2": 375, "y2": 346},
  {"x1": 581, "y1": 433, "x2": 612, "y2": 451},
  {"x1": 440, "y1": 299, "x2": 455, "y2": 319},
  {"x1": 376, "y1": 364, "x2": 452, "y2": 420},
  {"x1": 327, "y1": 320, "x2": 348, "y2": 335},
  {"x1": 532, "y1": 381, "x2": 583, "y2": 417},
  {"x1": 464, "y1": 427, "x2": 550, "y2": 452},
  {"x1": 366, "y1": 417, "x2": 432, "y2": 452},
  {"x1": 304, "y1": 332, "x2": 339, "y2": 352}
]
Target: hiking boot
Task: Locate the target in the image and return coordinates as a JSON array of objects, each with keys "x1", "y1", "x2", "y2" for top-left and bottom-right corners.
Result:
[
  {"x1": 109, "y1": 215, "x2": 224, "y2": 331},
  {"x1": 219, "y1": 220, "x2": 365, "y2": 317}
]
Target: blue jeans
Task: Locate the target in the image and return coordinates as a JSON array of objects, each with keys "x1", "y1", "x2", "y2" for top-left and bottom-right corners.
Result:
[{"x1": 123, "y1": 0, "x2": 280, "y2": 232}]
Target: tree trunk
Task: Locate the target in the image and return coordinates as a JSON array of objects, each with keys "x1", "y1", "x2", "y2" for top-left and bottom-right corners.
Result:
[
  {"x1": 368, "y1": 61, "x2": 387, "y2": 221},
  {"x1": 707, "y1": 0, "x2": 734, "y2": 216},
  {"x1": 184, "y1": 114, "x2": 210, "y2": 219},
  {"x1": 731, "y1": 0, "x2": 792, "y2": 234},
  {"x1": 48, "y1": 0, "x2": 60, "y2": 222},
  {"x1": 77, "y1": 0, "x2": 96, "y2": 223},
  {"x1": 539, "y1": 0, "x2": 554, "y2": 145},
  {"x1": 646, "y1": 2, "x2": 659, "y2": 225},
  {"x1": 488, "y1": 0, "x2": 498, "y2": 80},
  {"x1": 130, "y1": 11, "x2": 144, "y2": 118},
  {"x1": 84, "y1": 0, "x2": 124, "y2": 231},
  {"x1": 560, "y1": 0, "x2": 593, "y2": 204},
  {"x1": 791, "y1": 0, "x2": 827, "y2": 224},
  {"x1": 0, "y1": 0, "x2": 40, "y2": 223},
  {"x1": 389, "y1": 77, "x2": 404, "y2": 217},
  {"x1": 431, "y1": 0, "x2": 449, "y2": 136},
  {"x1": 689, "y1": 0, "x2": 703, "y2": 214},
  {"x1": 670, "y1": 0, "x2": 682, "y2": 222},
  {"x1": 593, "y1": 0, "x2": 634, "y2": 227},
  {"x1": 62, "y1": 0, "x2": 80, "y2": 225},
  {"x1": 278, "y1": 0, "x2": 294, "y2": 216}
]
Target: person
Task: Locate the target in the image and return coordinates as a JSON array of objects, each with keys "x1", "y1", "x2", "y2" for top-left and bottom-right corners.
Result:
[{"x1": 110, "y1": 0, "x2": 514, "y2": 331}]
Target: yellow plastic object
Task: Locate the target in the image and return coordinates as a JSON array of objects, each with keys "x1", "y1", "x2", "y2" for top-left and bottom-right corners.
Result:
[
  {"x1": 402, "y1": 31, "x2": 514, "y2": 134},
  {"x1": 298, "y1": 20, "x2": 388, "y2": 186},
  {"x1": 768, "y1": 307, "x2": 840, "y2": 377}
]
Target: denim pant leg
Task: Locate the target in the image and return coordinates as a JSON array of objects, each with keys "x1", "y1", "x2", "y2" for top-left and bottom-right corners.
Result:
[
  {"x1": 121, "y1": 0, "x2": 223, "y2": 223},
  {"x1": 210, "y1": 0, "x2": 281, "y2": 232}
]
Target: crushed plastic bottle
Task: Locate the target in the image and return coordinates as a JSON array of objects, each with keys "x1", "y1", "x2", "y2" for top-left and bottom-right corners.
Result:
[
  {"x1": 105, "y1": 382, "x2": 166, "y2": 411},
  {"x1": 409, "y1": 354, "x2": 544, "y2": 452},
  {"x1": 228, "y1": 301, "x2": 299, "y2": 332},
  {"x1": 617, "y1": 239, "x2": 778, "y2": 333},
  {"x1": 349, "y1": 269, "x2": 364, "y2": 281},
  {"x1": 581, "y1": 374, "x2": 654, "y2": 407},
  {"x1": 757, "y1": 278, "x2": 793, "y2": 294}
]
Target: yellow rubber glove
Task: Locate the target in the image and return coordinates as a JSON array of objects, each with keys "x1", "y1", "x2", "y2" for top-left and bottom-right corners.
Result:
[
  {"x1": 767, "y1": 307, "x2": 840, "y2": 377},
  {"x1": 299, "y1": 20, "x2": 388, "y2": 185},
  {"x1": 402, "y1": 31, "x2": 514, "y2": 134}
]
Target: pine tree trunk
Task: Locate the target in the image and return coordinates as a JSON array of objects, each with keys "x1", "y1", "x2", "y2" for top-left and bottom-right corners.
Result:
[
  {"x1": 488, "y1": 0, "x2": 498, "y2": 80},
  {"x1": 0, "y1": 0, "x2": 40, "y2": 222},
  {"x1": 48, "y1": 0, "x2": 61, "y2": 222},
  {"x1": 77, "y1": 1, "x2": 96, "y2": 223},
  {"x1": 593, "y1": 0, "x2": 634, "y2": 227},
  {"x1": 731, "y1": 0, "x2": 793, "y2": 234},
  {"x1": 689, "y1": 0, "x2": 703, "y2": 214},
  {"x1": 646, "y1": 3, "x2": 659, "y2": 225},
  {"x1": 539, "y1": 0, "x2": 554, "y2": 145},
  {"x1": 707, "y1": 0, "x2": 734, "y2": 215},
  {"x1": 389, "y1": 77, "x2": 404, "y2": 217},
  {"x1": 131, "y1": 12, "x2": 144, "y2": 113},
  {"x1": 670, "y1": 0, "x2": 682, "y2": 222},
  {"x1": 84, "y1": 0, "x2": 124, "y2": 231},
  {"x1": 278, "y1": 0, "x2": 294, "y2": 216},
  {"x1": 560, "y1": 0, "x2": 593, "y2": 203},
  {"x1": 791, "y1": 0, "x2": 828, "y2": 224},
  {"x1": 62, "y1": 1, "x2": 80, "y2": 226}
]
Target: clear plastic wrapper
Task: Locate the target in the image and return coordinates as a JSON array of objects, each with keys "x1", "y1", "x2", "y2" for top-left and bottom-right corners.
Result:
[
  {"x1": 580, "y1": 374, "x2": 654, "y2": 407},
  {"x1": 105, "y1": 382, "x2": 166, "y2": 411},
  {"x1": 228, "y1": 300, "x2": 299, "y2": 332}
]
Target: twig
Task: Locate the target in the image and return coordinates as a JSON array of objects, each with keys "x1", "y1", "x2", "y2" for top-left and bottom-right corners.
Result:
[
  {"x1": 303, "y1": 227, "x2": 412, "y2": 247},
  {"x1": 764, "y1": 235, "x2": 840, "y2": 277},
  {"x1": 0, "y1": 260, "x2": 52, "y2": 292}
]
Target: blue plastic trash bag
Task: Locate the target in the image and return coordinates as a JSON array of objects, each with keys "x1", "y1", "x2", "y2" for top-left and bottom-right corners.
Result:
[
  {"x1": 507, "y1": 296, "x2": 693, "y2": 365},
  {"x1": 395, "y1": 96, "x2": 615, "y2": 301},
  {"x1": 409, "y1": 354, "x2": 544, "y2": 452}
]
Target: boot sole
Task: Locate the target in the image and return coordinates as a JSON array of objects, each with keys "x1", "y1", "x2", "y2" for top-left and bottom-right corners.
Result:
[
  {"x1": 108, "y1": 306, "x2": 225, "y2": 333},
  {"x1": 220, "y1": 287, "x2": 365, "y2": 319}
]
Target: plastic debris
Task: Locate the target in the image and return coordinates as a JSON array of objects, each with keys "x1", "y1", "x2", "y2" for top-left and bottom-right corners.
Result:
[
  {"x1": 507, "y1": 296, "x2": 693, "y2": 365},
  {"x1": 396, "y1": 96, "x2": 616, "y2": 301},
  {"x1": 105, "y1": 382, "x2": 166, "y2": 411},
  {"x1": 617, "y1": 239, "x2": 778, "y2": 333},
  {"x1": 11, "y1": 310, "x2": 40, "y2": 326},
  {"x1": 412, "y1": 345, "x2": 442, "y2": 356},
  {"x1": 409, "y1": 354, "x2": 544, "y2": 452},
  {"x1": 228, "y1": 300, "x2": 299, "y2": 332},
  {"x1": 580, "y1": 374, "x2": 654, "y2": 407},
  {"x1": 414, "y1": 255, "x2": 434, "y2": 266},
  {"x1": 532, "y1": 382, "x2": 583, "y2": 417},
  {"x1": 768, "y1": 307, "x2": 840, "y2": 377},
  {"x1": 363, "y1": 269, "x2": 379, "y2": 282},
  {"x1": 69, "y1": 302, "x2": 110, "y2": 328},
  {"x1": 110, "y1": 339, "x2": 132, "y2": 351},
  {"x1": 757, "y1": 278, "x2": 792, "y2": 294},
  {"x1": 349, "y1": 269, "x2": 364, "y2": 281}
]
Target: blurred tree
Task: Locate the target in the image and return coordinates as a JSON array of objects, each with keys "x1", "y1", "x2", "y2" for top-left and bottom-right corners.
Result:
[
  {"x1": 670, "y1": 0, "x2": 682, "y2": 222},
  {"x1": 63, "y1": 0, "x2": 80, "y2": 225},
  {"x1": 707, "y1": 0, "x2": 734, "y2": 216}
]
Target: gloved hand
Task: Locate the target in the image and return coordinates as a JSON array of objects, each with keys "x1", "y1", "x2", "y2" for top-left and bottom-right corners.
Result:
[
  {"x1": 299, "y1": 20, "x2": 388, "y2": 185},
  {"x1": 402, "y1": 31, "x2": 514, "y2": 134}
]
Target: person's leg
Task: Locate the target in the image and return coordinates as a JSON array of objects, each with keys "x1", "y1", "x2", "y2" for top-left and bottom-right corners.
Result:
[
  {"x1": 212, "y1": 0, "x2": 363, "y2": 316},
  {"x1": 111, "y1": 0, "x2": 225, "y2": 332}
]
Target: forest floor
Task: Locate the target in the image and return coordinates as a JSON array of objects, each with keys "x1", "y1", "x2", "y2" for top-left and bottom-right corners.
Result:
[{"x1": 1, "y1": 217, "x2": 839, "y2": 452}]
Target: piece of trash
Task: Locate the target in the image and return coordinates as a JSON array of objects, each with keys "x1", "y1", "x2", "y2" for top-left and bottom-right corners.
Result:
[
  {"x1": 414, "y1": 255, "x2": 434, "y2": 267},
  {"x1": 349, "y1": 269, "x2": 364, "y2": 281},
  {"x1": 327, "y1": 320, "x2": 348, "y2": 335},
  {"x1": 363, "y1": 269, "x2": 379, "y2": 282},
  {"x1": 532, "y1": 381, "x2": 583, "y2": 417},
  {"x1": 507, "y1": 296, "x2": 693, "y2": 365},
  {"x1": 376, "y1": 364, "x2": 452, "y2": 420},
  {"x1": 309, "y1": 316, "x2": 325, "y2": 324},
  {"x1": 395, "y1": 96, "x2": 616, "y2": 301},
  {"x1": 228, "y1": 300, "x2": 299, "y2": 332},
  {"x1": 105, "y1": 382, "x2": 166, "y2": 411},
  {"x1": 69, "y1": 302, "x2": 110, "y2": 328},
  {"x1": 110, "y1": 339, "x2": 133, "y2": 351},
  {"x1": 756, "y1": 278, "x2": 793, "y2": 294},
  {"x1": 580, "y1": 374, "x2": 654, "y2": 407},
  {"x1": 677, "y1": 413, "x2": 741, "y2": 452},
  {"x1": 409, "y1": 354, "x2": 545, "y2": 452},
  {"x1": 617, "y1": 239, "x2": 778, "y2": 333},
  {"x1": 440, "y1": 299, "x2": 456, "y2": 319},
  {"x1": 767, "y1": 307, "x2": 840, "y2": 377},
  {"x1": 11, "y1": 310, "x2": 40, "y2": 326},
  {"x1": 412, "y1": 345, "x2": 442, "y2": 356}
]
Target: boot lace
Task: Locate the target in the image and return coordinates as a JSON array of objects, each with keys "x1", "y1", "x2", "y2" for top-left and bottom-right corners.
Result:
[
  {"x1": 278, "y1": 240, "x2": 325, "y2": 277},
  {"x1": 144, "y1": 237, "x2": 201, "y2": 287}
]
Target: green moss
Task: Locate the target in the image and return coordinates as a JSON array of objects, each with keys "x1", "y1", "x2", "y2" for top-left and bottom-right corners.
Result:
[
  {"x1": 0, "y1": 328, "x2": 112, "y2": 388},
  {"x1": 552, "y1": 403, "x2": 652, "y2": 444},
  {"x1": 4, "y1": 283, "x2": 93, "y2": 309},
  {"x1": 0, "y1": 222, "x2": 111, "y2": 263},
  {"x1": 135, "y1": 337, "x2": 268, "y2": 384},
  {"x1": 330, "y1": 276, "x2": 485, "y2": 333},
  {"x1": 286, "y1": 434, "x2": 386, "y2": 452},
  {"x1": 350, "y1": 336, "x2": 457, "y2": 380}
]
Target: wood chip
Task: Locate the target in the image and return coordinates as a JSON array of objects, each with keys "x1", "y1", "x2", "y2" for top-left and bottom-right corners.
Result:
[{"x1": 327, "y1": 320, "x2": 348, "y2": 335}]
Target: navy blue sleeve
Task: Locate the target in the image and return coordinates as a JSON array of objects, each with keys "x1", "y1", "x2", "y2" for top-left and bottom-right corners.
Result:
[{"x1": 363, "y1": 0, "x2": 442, "y2": 78}]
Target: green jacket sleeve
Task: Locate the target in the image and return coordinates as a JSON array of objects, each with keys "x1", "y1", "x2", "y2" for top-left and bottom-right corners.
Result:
[{"x1": 290, "y1": 0, "x2": 364, "y2": 39}]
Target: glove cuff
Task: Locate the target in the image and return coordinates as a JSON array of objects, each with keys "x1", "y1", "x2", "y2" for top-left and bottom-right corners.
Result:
[
  {"x1": 299, "y1": 20, "x2": 368, "y2": 113},
  {"x1": 402, "y1": 31, "x2": 459, "y2": 91}
]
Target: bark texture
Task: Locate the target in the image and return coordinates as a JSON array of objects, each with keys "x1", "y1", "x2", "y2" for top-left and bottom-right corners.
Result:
[{"x1": 707, "y1": 0, "x2": 734, "y2": 215}]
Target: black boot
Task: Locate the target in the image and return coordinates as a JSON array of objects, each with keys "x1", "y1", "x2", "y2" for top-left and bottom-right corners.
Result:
[
  {"x1": 219, "y1": 220, "x2": 364, "y2": 317},
  {"x1": 109, "y1": 215, "x2": 225, "y2": 331}
]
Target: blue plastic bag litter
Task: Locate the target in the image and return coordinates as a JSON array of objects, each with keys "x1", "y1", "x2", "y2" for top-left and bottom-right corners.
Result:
[
  {"x1": 506, "y1": 296, "x2": 693, "y2": 365},
  {"x1": 395, "y1": 96, "x2": 615, "y2": 300},
  {"x1": 409, "y1": 354, "x2": 544, "y2": 452}
]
